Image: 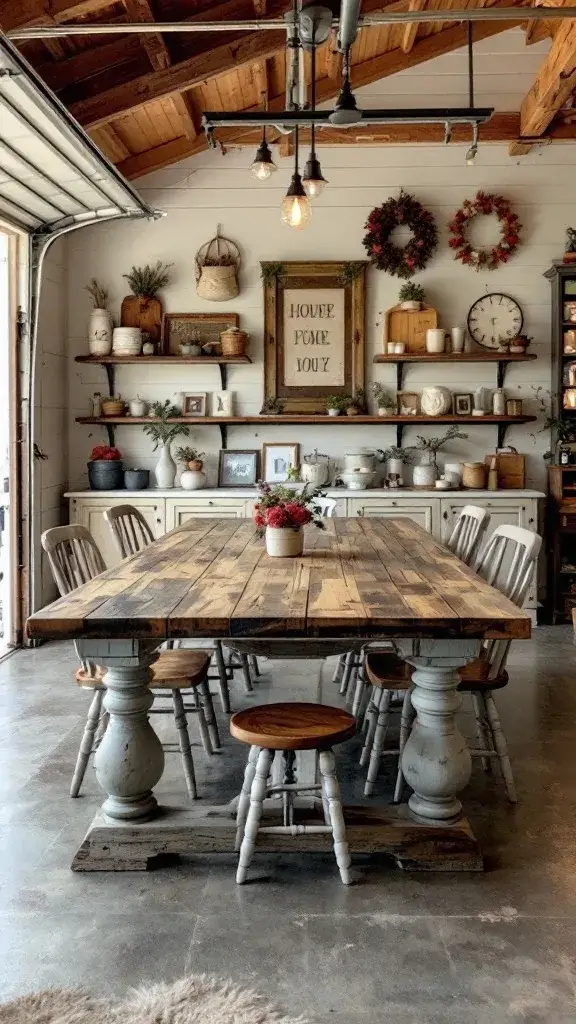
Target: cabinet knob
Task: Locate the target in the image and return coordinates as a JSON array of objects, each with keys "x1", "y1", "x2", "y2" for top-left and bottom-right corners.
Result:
[
  {"x1": 522, "y1": 506, "x2": 526, "y2": 512},
  {"x1": 443, "y1": 511, "x2": 448, "y2": 520},
  {"x1": 392, "y1": 500, "x2": 397, "y2": 506},
  {"x1": 529, "y1": 517, "x2": 534, "y2": 526},
  {"x1": 156, "y1": 518, "x2": 161, "y2": 525},
  {"x1": 357, "y1": 509, "x2": 364, "y2": 517},
  {"x1": 208, "y1": 500, "x2": 214, "y2": 506}
]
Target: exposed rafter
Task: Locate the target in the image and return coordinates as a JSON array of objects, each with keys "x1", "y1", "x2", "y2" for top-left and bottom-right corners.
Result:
[
  {"x1": 402, "y1": 0, "x2": 425, "y2": 54},
  {"x1": 251, "y1": 58, "x2": 269, "y2": 103},
  {"x1": 513, "y1": 9, "x2": 576, "y2": 154},
  {"x1": 0, "y1": 0, "x2": 110, "y2": 31},
  {"x1": 123, "y1": 0, "x2": 170, "y2": 71}
]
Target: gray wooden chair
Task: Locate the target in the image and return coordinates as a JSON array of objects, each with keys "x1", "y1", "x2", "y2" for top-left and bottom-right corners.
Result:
[
  {"x1": 445, "y1": 504, "x2": 490, "y2": 566},
  {"x1": 41, "y1": 524, "x2": 219, "y2": 801}
]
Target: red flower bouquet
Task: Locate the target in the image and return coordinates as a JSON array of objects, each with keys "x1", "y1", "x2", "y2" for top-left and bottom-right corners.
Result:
[{"x1": 254, "y1": 484, "x2": 326, "y2": 556}]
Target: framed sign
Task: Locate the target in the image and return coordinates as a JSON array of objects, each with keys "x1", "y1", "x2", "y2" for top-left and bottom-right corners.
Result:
[{"x1": 262, "y1": 261, "x2": 367, "y2": 414}]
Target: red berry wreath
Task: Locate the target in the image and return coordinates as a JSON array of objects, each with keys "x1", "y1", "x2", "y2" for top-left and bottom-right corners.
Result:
[
  {"x1": 448, "y1": 190, "x2": 521, "y2": 271},
  {"x1": 363, "y1": 189, "x2": 438, "y2": 279}
]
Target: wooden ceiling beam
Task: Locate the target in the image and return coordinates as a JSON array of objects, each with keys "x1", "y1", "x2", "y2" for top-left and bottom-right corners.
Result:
[
  {"x1": 170, "y1": 91, "x2": 199, "y2": 140},
  {"x1": 123, "y1": 0, "x2": 170, "y2": 71},
  {"x1": 0, "y1": 0, "x2": 111, "y2": 32},
  {"x1": 323, "y1": 30, "x2": 343, "y2": 80},
  {"x1": 401, "y1": 0, "x2": 425, "y2": 55},
  {"x1": 68, "y1": 29, "x2": 286, "y2": 127},
  {"x1": 513, "y1": 11, "x2": 576, "y2": 154},
  {"x1": 37, "y1": 36, "x2": 143, "y2": 91},
  {"x1": 90, "y1": 123, "x2": 131, "y2": 161},
  {"x1": 252, "y1": 58, "x2": 269, "y2": 105}
]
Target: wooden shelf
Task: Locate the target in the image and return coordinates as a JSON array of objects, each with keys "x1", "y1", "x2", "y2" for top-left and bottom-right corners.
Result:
[
  {"x1": 373, "y1": 351, "x2": 536, "y2": 389},
  {"x1": 75, "y1": 355, "x2": 251, "y2": 365},
  {"x1": 77, "y1": 412, "x2": 537, "y2": 450}
]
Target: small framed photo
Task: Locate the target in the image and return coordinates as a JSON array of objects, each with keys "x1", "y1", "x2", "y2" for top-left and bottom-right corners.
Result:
[
  {"x1": 397, "y1": 391, "x2": 420, "y2": 416},
  {"x1": 454, "y1": 393, "x2": 473, "y2": 416},
  {"x1": 181, "y1": 392, "x2": 206, "y2": 416},
  {"x1": 218, "y1": 449, "x2": 259, "y2": 488},
  {"x1": 211, "y1": 390, "x2": 233, "y2": 416},
  {"x1": 262, "y1": 443, "x2": 300, "y2": 483}
]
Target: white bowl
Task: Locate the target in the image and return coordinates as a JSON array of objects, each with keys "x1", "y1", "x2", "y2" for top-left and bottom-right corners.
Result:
[{"x1": 340, "y1": 471, "x2": 375, "y2": 490}]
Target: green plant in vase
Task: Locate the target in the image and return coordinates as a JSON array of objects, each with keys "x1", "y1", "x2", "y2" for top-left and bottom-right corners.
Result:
[
  {"x1": 398, "y1": 281, "x2": 425, "y2": 310},
  {"x1": 326, "y1": 394, "x2": 348, "y2": 417},
  {"x1": 371, "y1": 382, "x2": 396, "y2": 416},
  {"x1": 143, "y1": 400, "x2": 190, "y2": 489}
]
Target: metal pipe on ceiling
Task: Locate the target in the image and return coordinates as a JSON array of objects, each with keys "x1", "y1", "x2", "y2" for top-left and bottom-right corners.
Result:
[
  {"x1": 8, "y1": 7, "x2": 576, "y2": 39},
  {"x1": 337, "y1": 0, "x2": 362, "y2": 52}
]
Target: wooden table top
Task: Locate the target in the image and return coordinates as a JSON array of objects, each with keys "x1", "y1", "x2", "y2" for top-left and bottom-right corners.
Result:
[{"x1": 26, "y1": 517, "x2": 531, "y2": 642}]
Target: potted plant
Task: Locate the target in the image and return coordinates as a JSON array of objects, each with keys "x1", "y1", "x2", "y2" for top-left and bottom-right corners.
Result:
[
  {"x1": 254, "y1": 483, "x2": 325, "y2": 557},
  {"x1": 399, "y1": 281, "x2": 425, "y2": 311},
  {"x1": 85, "y1": 279, "x2": 113, "y2": 357},
  {"x1": 326, "y1": 395, "x2": 347, "y2": 417},
  {"x1": 377, "y1": 445, "x2": 413, "y2": 487},
  {"x1": 412, "y1": 426, "x2": 468, "y2": 487},
  {"x1": 260, "y1": 397, "x2": 285, "y2": 415},
  {"x1": 87, "y1": 444, "x2": 123, "y2": 490},
  {"x1": 371, "y1": 382, "x2": 396, "y2": 417},
  {"x1": 345, "y1": 388, "x2": 366, "y2": 416},
  {"x1": 121, "y1": 260, "x2": 172, "y2": 348},
  {"x1": 143, "y1": 400, "x2": 189, "y2": 489},
  {"x1": 174, "y1": 446, "x2": 206, "y2": 490},
  {"x1": 510, "y1": 333, "x2": 533, "y2": 354},
  {"x1": 564, "y1": 227, "x2": 576, "y2": 264}
]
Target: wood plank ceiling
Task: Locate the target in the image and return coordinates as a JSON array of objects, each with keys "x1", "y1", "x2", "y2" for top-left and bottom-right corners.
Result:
[{"x1": 2, "y1": 0, "x2": 576, "y2": 179}]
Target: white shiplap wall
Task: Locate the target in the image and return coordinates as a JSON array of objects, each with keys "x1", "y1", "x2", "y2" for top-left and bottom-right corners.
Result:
[{"x1": 66, "y1": 30, "x2": 568, "y2": 490}]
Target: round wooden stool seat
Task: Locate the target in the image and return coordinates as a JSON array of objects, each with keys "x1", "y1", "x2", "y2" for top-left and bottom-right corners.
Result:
[
  {"x1": 75, "y1": 650, "x2": 210, "y2": 690},
  {"x1": 365, "y1": 651, "x2": 412, "y2": 690},
  {"x1": 230, "y1": 702, "x2": 356, "y2": 750}
]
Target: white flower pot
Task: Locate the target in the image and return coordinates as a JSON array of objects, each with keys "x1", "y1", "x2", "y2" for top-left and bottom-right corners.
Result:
[
  {"x1": 180, "y1": 469, "x2": 207, "y2": 490},
  {"x1": 327, "y1": 408, "x2": 340, "y2": 417},
  {"x1": 88, "y1": 309, "x2": 113, "y2": 356},
  {"x1": 413, "y1": 460, "x2": 437, "y2": 487},
  {"x1": 384, "y1": 457, "x2": 404, "y2": 487},
  {"x1": 112, "y1": 327, "x2": 142, "y2": 355},
  {"x1": 154, "y1": 442, "x2": 176, "y2": 488},
  {"x1": 265, "y1": 526, "x2": 304, "y2": 557},
  {"x1": 426, "y1": 328, "x2": 446, "y2": 354},
  {"x1": 401, "y1": 300, "x2": 421, "y2": 311}
]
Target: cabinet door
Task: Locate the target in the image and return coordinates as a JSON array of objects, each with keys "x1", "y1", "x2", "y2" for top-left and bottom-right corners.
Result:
[
  {"x1": 69, "y1": 497, "x2": 165, "y2": 568},
  {"x1": 166, "y1": 497, "x2": 248, "y2": 531},
  {"x1": 348, "y1": 497, "x2": 435, "y2": 534}
]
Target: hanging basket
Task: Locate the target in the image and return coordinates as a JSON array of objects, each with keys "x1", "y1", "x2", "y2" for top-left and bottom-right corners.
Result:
[{"x1": 195, "y1": 229, "x2": 241, "y2": 301}]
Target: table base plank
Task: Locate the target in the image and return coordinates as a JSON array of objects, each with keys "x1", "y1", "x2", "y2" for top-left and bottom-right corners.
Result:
[{"x1": 71, "y1": 803, "x2": 483, "y2": 873}]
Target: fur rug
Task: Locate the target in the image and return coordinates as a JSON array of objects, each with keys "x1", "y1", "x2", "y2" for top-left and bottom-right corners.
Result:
[{"x1": 0, "y1": 974, "x2": 309, "y2": 1024}]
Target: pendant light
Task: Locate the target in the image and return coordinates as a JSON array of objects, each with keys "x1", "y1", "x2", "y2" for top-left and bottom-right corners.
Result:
[
  {"x1": 250, "y1": 126, "x2": 277, "y2": 181},
  {"x1": 302, "y1": 40, "x2": 328, "y2": 198},
  {"x1": 281, "y1": 124, "x2": 311, "y2": 229},
  {"x1": 329, "y1": 48, "x2": 362, "y2": 127}
]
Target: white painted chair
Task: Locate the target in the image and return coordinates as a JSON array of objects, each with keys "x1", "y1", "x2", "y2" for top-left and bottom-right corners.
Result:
[
  {"x1": 446, "y1": 504, "x2": 490, "y2": 566},
  {"x1": 312, "y1": 496, "x2": 337, "y2": 518},
  {"x1": 360, "y1": 524, "x2": 542, "y2": 804},
  {"x1": 41, "y1": 524, "x2": 219, "y2": 800},
  {"x1": 103, "y1": 503, "x2": 240, "y2": 713},
  {"x1": 231, "y1": 702, "x2": 355, "y2": 884}
]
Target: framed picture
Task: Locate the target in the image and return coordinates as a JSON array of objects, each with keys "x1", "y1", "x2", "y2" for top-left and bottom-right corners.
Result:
[
  {"x1": 181, "y1": 392, "x2": 206, "y2": 416},
  {"x1": 454, "y1": 393, "x2": 473, "y2": 416},
  {"x1": 262, "y1": 260, "x2": 367, "y2": 414},
  {"x1": 211, "y1": 390, "x2": 233, "y2": 416},
  {"x1": 397, "y1": 391, "x2": 420, "y2": 416},
  {"x1": 162, "y1": 312, "x2": 239, "y2": 356},
  {"x1": 262, "y1": 443, "x2": 300, "y2": 483},
  {"x1": 218, "y1": 450, "x2": 259, "y2": 488}
]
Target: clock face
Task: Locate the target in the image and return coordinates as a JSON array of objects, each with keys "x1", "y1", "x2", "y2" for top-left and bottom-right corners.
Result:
[{"x1": 467, "y1": 293, "x2": 524, "y2": 349}]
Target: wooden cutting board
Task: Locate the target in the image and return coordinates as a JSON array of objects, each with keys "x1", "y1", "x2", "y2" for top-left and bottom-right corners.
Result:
[
  {"x1": 484, "y1": 452, "x2": 526, "y2": 489},
  {"x1": 384, "y1": 304, "x2": 438, "y2": 353},
  {"x1": 120, "y1": 295, "x2": 162, "y2": 347}
]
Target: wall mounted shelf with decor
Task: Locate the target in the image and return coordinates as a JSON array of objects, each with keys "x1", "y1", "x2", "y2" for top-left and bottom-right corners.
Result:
[
  {"x1": 373, "y1": 352, "x2": 537, "y2": 390},
  {"x1": 75, "y1": 354, "x2": 252, "y2": 393},
  {"x1": 76, "y1": 413, "x2": 536, "y2": 450}
]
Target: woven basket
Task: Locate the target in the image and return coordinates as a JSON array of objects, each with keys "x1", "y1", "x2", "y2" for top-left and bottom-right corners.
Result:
[
  {"x1": 195, "y1": 229, "x2": 240, "y2": 302},
  {"x1": 101, "y1": 398, "x2": 125, "y2": 417},
  {"x1": 220, "y1": 328, "x2": 249, "y2": 357}
]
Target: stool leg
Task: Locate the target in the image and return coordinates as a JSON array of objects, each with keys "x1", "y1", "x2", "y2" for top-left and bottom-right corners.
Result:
[
  {"x1": 235, "y1": 745, "x2": 260, "y2": 850},
  {"x1": 70, "y1": 688, "x2": 105, "y2": 798},
  {"x1": 471, "y1": 692, "x2": 491, "y2": 772},
  {"x1": 237, "y1": 747, "x2": 273, "y2": 884},
  {"x1": 364, "y1": 689, "x2": 392, "y2": 797},
  {"x1": 172, "y1": 688, "x2": 198, "y2": 800},
  {"x1": 240, "y1": 654, "x2": 253, "y2": 694},
  {"x1": 200, "y1": 677, "x2": 220, "y2": 750},
  {"x1": 249, "y1": 655, "x2": 260, "y2": 678},
  {"x1": 339, "y1": 652, "x2": 354, "y2": 696},
  {"x1": 484, "y1": 692, "x2": 518, "y2": 804},
  {"x1": 359, "y1": 687, "x2": 382, "y2": 767},
  {"x1": 332, "y1": 654, "x2": 345, "y2": 687},
  {"x1": 193, "y1": 687, "x2": 213, "y2": 755},
  {"x1": 214, "y1": 640, "x2": 231, "y2": 714},
  {"x1": 351, "y1": 668, "x2": 367, "y2": 718},
  {"x1": 393, "y1": 688, "x2": 414, "y2": 804},
  {"x1": 318, "y1": 748, "x2": 351, "y2": 885},
  {"x1": 346, "y1": 657, "x2": 360, "y2": 706}
]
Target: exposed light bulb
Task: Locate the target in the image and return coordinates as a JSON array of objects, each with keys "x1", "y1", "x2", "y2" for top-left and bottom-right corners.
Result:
[
  {"x1": 466, "y1": 144, "x2": 477, "y2": 166},
  {"x1": 281, "y1": 191, "x2": 311, "y2": 229},
  {"x1": 302, "y1": 154, "x2": 328, "y2": 197},
  {"x1": 249, "y1": 137, "x2": 277, "y2": 180}
]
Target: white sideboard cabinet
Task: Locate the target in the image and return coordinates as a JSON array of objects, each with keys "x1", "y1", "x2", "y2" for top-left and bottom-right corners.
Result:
[{"x1": 67, "y1": 488, "x2": 544, "y2": 616}]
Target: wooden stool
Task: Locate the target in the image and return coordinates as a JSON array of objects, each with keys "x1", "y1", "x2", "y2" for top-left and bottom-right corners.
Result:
[
  {"x1": 72, "y1": 649, "x2": 215, "y2": 801},
  {"x1": 230, "y1": 702, "x2": 356, "y2": 885}
]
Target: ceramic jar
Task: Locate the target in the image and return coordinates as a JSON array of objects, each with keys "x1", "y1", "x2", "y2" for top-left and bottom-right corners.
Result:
[
  {"x1": 88, "y1": 309, "x2": 113, "y2": 356},
  {"x1": 301, "y1": 459, "x2": 330, "y2": 487},
  {"x1": 492, "y1": 389, "x2": 506, "y2": 415},
  {"x1": 154, "y1": 442, "x2": 177, "y2": 488},
  {"x1": 142, "y1": 340, "x2": 155, "y2": 356},
  {"x1": 384, "y1": 457, "x2": 404, "y2": 487},
  {"x1": 444, "y1": 461, "x2": 463, "y2": 487},
  {"x1": 181, "y1": 469, "x2": 207, "y2": 490},
  {"x1": 420, "y1": 386, "x2": 452, "y2": 416},
  {"x1": 112, "y1": 327, "x2": 142, "y2": 355},
  {"x1": 340, "y1": 470, "x2": 375, "y2": 490},
  {"x1": 128, "y1": 397, "x2": 148, "y2": 417},
  {"x1": 451, "y1": 327, "x2": 465, "y2": 353},
  {"x1": 342, "y1": 449, "x2": 376, "y2": 473},
  {"x1": 426, "y1": 329, "x2": 446, "y2": 354},
  {"x1": 265, "y1": 526, "x2": 304, "y2": 557},
  {"x1": 124, "y1": 468, "x2": 149, "y2": 490},
  {"x1": 412, "y1": 453, "x2": 437, "y2": 488},
  {"x1": 88, "y1": 459, "x2": 123, "y2": 490},
  {"x1": 462, "y1": 462, "x2": 487, "y2": 489}
]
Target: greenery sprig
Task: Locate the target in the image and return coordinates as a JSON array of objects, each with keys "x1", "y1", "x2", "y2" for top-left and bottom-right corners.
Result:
[
  {"x1": 143, "y1": 400, "x2": 189, "y2": 449},
  {"x1": 123, "y1": 261, "x2": 173, "y2": 298}
]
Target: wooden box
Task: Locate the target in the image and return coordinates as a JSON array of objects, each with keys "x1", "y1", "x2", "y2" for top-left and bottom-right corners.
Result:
[
  {"x1": 384, "y1": 305, "x2": 438, "y2": 353},
  {"x1": 484, "y1": 452, "x2": 525, "y2": 489}
]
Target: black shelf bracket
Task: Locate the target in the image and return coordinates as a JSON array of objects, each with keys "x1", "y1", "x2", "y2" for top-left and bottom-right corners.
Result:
[
  {"x1": 497, "y1": 422, "x2": 509, "y2": 448},
  {"x1": 105, "y1": 423, "x2": 115, "y2": 447},
  {"x1": 396, "y1": 422, "x2": 404, "y2": 447},
  {"x1": 396, "y1": 363, "x2": 403, "y2": 392},
  {"x1": 219, "y1": 364, "x2": 227, "y2": 390},
  {"x1": 219, "y1": 423, "x2": 227, "y2": 449},
  {"x1": 104, "y1": 364, "x2": 115, "y2": 397}
]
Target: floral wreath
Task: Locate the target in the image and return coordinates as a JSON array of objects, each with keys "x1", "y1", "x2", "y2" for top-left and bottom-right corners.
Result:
[
  {"x1": 448, "y1": 190, "x2": 521, "y2": 271},
  {"x1": 363, "y1": 189, "x2": 438, "y2": 279}
]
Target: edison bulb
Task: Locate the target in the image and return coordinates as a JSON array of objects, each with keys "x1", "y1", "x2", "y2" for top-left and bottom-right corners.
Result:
[
  {"x1": 251, "y1": 158, "x2": 276, "y2": 180},
  {"x1": 280, "y1": 193, "x2": 311, "y2": 229},
  {"x1": 303, "y1": 177, "x2": 326, "y2": 198}
]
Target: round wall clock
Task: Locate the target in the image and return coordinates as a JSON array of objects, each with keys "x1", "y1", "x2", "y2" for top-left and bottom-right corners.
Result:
[{"x1": 467, "y1": 293, "x2": 523, "y2": 349}]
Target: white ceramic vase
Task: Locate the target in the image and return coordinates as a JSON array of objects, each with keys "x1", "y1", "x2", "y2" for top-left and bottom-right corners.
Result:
[
  {"x1": 385, "y1": 457, "x2": 404, "y2": 487},
  {"x1": 426, "y1": 328, "x2": 446, "y2": 354},
  {"x1": 154, "y1": 442, "x2": 176, "y2": 488},
  {"x1": 265, "y1": 526, "x2": 304, "y2": 557},
  {"x1": 88, "y1": 309, "x2": 113, "y2": 356},
  {"x1": 413, "y1": 454, "x2": 437, "y2": 487},
  {"x1": 451, "y1": 327, "x2": 465, "y2": 353},
  {"x1": 180, "y1": 469, "x2": 207, "y2": 490}
]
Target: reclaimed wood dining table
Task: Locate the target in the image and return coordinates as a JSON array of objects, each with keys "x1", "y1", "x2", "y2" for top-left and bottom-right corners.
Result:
[{"x1": 26, "y1": 516, "x2": 531, "y2": 872}]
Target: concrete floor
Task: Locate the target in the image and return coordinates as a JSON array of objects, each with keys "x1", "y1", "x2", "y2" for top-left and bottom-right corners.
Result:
[{"x1": 0, "y1": 630, "x2": 576, "y2": 1023}]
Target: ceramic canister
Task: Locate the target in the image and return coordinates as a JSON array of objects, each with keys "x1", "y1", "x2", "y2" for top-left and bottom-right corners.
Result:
[{"x1": 426, "y1": 328, "x2": 446, "y2": 354}]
